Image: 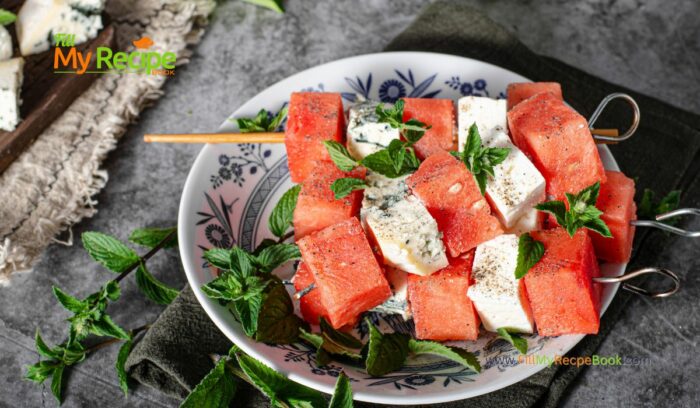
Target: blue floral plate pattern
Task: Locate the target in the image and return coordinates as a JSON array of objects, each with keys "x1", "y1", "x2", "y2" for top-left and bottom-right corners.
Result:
[{"x1": 179, "y1": 52, "x2": 624, "y2": 405}]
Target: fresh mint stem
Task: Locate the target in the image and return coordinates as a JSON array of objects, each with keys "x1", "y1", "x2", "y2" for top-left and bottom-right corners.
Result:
[
  {"x1": 113, "y1": 230, "x2": 177, "y2": 283},
  {"x1": 85, "y1": 324, "x2": 151, "y2": 354}
]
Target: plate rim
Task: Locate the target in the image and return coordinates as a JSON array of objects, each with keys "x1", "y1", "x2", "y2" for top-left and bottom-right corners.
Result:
[{"x1": 178, "y1": 51, "x2": 622, "y2": 405}]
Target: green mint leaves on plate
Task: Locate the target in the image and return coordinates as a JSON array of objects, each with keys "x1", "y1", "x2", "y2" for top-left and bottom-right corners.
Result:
[
  {"x1": 535, "y1": 181, "x2": 612, "y2": 238},
  {"x1": 515, "y1": 232, "x2": 545, "y2": 279},
  {"x1": 331, "y1": 177, "x2": 368, "y2": 199},
  {"x1": 452, "y1": 123, "x2": 510, "y2": 195},
  {"x1": 496, "y1": 328, "x2": 528, "y2": 355},
  {"x1": 364, "y1": 319, "x2": 410, "y2": 376},
  {"x1": 0, "y1": 9, "x2": 16, "y2": 26},
  {"x1": 324, "y1": 100, "x2": 428, "y2": 179},
  {"x1": 268, "y1": 184, "x2": 301, "y2": 238},
  {"x1": 235, "y1": 106, "x2": 288, "y2": 133},
  {"x1": 639, "y1": 188, "x2": 681, "y2": 225},
  {"x1": 407, "y1": 339, "x2": 482, "y2": 373}
]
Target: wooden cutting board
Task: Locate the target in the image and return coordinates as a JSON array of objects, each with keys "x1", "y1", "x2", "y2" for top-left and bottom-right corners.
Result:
[{"x1": 0, "y1": 22, "x2": 116, "y2": 173}]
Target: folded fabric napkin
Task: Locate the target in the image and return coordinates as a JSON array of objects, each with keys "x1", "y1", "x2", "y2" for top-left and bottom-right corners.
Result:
[{"x1": 125, "y1": 1, "x2": 700, "y2": 406}]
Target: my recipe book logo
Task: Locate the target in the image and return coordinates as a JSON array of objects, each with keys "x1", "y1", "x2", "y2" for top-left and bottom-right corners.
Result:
[{"x1": 52, "y1": 34, "x2": 175, "y2": 76}]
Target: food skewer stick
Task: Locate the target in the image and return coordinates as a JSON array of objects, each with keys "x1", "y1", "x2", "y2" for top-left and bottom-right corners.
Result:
[
  {"x1": 588, "y1": 93, "x2": 640, "y2": 144},
  {"x1": 630, "y1": 208, "x2": 700, "y2": 237},
  {"x1": 293, "y1": 266, "x2": 680, "y2": 300},
  {"x1": 143, "y1": 128, "x2": 622, "y2": 145}
]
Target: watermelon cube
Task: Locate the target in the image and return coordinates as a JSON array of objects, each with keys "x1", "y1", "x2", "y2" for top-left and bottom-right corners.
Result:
[
  {"x1": 591, "y1": 170, "x2": 637, "y2": 263},
  {"x1": 506, "y1": 82, "x2": 563, "y2": 110},
  {"x1": 284, "y1": 92, "x2": 345, "y2": 183},
  {"x1": 292, "y1": 262, "x2": 328, "y2": 325},
  {"x1": 524, "y1": 228, "x2": 601, "y2": 336},
  {"x1": 293, "y1": 161, "x2": 366, "y2": 240},
  {"x1": 297, "y1": 217, "x2": 391, "y2": 328},
  {"x1": 401, "y1": 98, "x2": 455, "y2": 159},
  {"x1": 407, "y1": 253, "x2": 480, "y2": 341},
  {"x1": 507, "y1": 92, "x2": 606, "y2": 199},
  {"x1": 407, "y1": 151, "x2": 503, "y2": 256}
]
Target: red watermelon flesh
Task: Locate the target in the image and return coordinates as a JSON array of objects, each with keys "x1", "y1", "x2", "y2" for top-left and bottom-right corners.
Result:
[
  {"x1": 590, "y1": 170, "x2": 637, "y2": 263},
  {"x1": 524, "y1": 228, "x2": 601, "y2": 336},
  {"x1": 401, "y1": 98, "x2": 455, "y2": 159},
  {"x1": 407, "y1": 151, "x2": 503, "y2": 256},
  {"x1": 284, "y1": 92, "x2": 345, "y2": 183},
  {"x1": 507, "y1": 82, "x2": 563, "y2": 110},
  {"x1": 507, "y1": 92, "x2": 606, "y2": 200},
  {"x1": 293, "y1": 161, "x2": 366, "y2": 240},
  {"x1": 292, "y1": 262, "x2": 328, "y2": 325},
  {"x1": 297, "y1": 217, "x2": 391, "y2": 329},
  {"x1": 407, "y1": 252, "x2": 480, "y2": 341}
]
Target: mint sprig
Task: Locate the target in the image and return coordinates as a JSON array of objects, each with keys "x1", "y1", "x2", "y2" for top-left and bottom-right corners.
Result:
[
  {"x1": 268, "y1": 185, "x2": 301, "y2": 239},
  {"x1": 181, "y1": 356, "x2": 238, "y2": 408},
  {"x1": 496, "y1": 328, "x2": 528, "y2": 355},
  {"x1": 639, "y1": 188, "x2": 681, "y2": 225},
  {"x1": 0, "y1": 9, "x2": 16, "y2": 26},
  {"x1": 234, "y1": 106, "x2": 288, "y2": 132},
  {"x1": 407, "y1": 339, "x2": 481, "y2": 373},
  {"x1": 330, "y1": 177, "x2": 367, "y2": 199},
  {"x1": 535, "y1": 182, "x2": 612, "y2": 238},
  {"x1": 129, "y1": 227, "x2": 178, "y2": 249},
  {"x1": 241, "y1": 0, "x2": 285, "y2": 13},
  {"x1": 453, "y1": 123, "x2": 510, "y2": 195},
  {"x1": 515, "y1": 233, "x2": 544, "y2": 279}
]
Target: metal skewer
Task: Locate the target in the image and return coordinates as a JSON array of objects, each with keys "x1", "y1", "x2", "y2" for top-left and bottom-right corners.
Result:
[
  {"x1": 630, "y1": 208, "x2": 700, "y2": 238},
  {"x1": 588, "y1": 92, "x2": 640, "y2": 144},
  {"x1": 593, "y1": 267, "x2": 680, "y2": 298}
]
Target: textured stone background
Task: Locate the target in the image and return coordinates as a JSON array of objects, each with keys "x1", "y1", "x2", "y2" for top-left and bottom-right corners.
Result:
[{"x1": 2, "y1": 0, "x2": 699, "y2": 406}]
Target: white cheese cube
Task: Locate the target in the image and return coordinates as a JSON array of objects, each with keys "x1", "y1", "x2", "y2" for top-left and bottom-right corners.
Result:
[
  {"x1": 457, "y1": 96, "x2": 507, "y2": 150},
  {"x1": 505, "y1": 208, "x2": 542, "y2": 235},
  {"x1": 346, "y1": 101, "x2": 400, "y2": 160},
  {"x1": 0, "y1": 57, "x2": 24, "y2": 132},
  {"x1": 481, "y1": 131, "x2": 546, "y2": 228},
  {"x1": 361, "y1": 173, "x2": 448, "y2": 276},
  {"x1": 468, "y1": 234, "x2": 534, "y2": 333},
  {"x1": 0, "y1": 26, "x2": 12, "y2": 61},
  {"x1": 371, "y1": 267, "x2": 410, "y2": 319},
  {"x1": 17, "y1": 0, "x2": 104, "y2": 56}
]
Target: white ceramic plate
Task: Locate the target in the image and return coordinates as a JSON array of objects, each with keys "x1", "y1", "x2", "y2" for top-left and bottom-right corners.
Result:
[{"x1": 179, "y1": 52, "x2": 624, "y2": 405}]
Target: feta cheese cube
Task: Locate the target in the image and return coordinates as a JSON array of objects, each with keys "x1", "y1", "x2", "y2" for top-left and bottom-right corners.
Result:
[
  {"x1": 468, "y1": 234, "x2": 535, "y2": 333},
  {"x1": 0, "y1": 26, "x2": 12, "y2": 61},
  {"x1": 0, "y1": 57, "x2": 24, "y2": 132},
  {"x1": 481, "y1": 130, "x2": 546, "y2": 228},
  {"x1": 346, "y1": 101, "x2": 400, "y2": 160},
  {"x1": 17, "y1": 0, "x2": 104, "y2": 56},
  {"x1": 361, "y1": 173, "x2": 448, "y2": 276},
  {"x1": 457, "y1": 96, "x2": 507, "y2": 150},
  {"x1": 505, "y1": 208, "x2": 543, "y2": 235},
  {"x1": 371, "y1": 267, "x2": 410, "y2": 319}
]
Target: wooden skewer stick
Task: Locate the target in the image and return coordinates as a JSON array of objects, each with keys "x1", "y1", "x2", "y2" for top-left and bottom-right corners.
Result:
[{"x1": 144, "y1": 128, "x2": 621, "y2": 145}]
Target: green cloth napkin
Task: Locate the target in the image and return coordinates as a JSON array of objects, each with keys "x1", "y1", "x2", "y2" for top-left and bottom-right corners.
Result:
[{"x1": 125, "y1": 1, "x2": 700, "y2": 406}]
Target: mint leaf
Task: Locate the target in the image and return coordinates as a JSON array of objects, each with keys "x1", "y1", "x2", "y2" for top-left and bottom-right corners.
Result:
[
  {"x1": 82, "y1": 232, "x2": 139, "y2": 273},
  {"x1": 330, "y1": 177, "x2": 367, "y2": 199},
  {"x1": 360, "y1": 139, "x2": 419, "y2": 178},
  {"x1": 269, "y1": 185, "x2": 301, "y2": 238},
  {"x1": 639, "y1": 189, "x2": 681, "y2": 225},
  {"x1": 52, "y1": 286, "x2": 85, "y2": 313},
  {"x1": 318, "y1": 318, "x2": 363, "y2": 360},
  {"x1": 129, "y1": 227, "x2": 177, "y2": 249},
  {"x1": 34, "y1": 331, "x2": 59, "y2": 359},
  {"x1": 234, "y1": 291, "x2": 265, "y2": 337},
  {"x1": 375, "y1": 100, "x2": 404, "y2": 128},
  {"x1": 241, "y1": 0, "x2": 285, "y2": 14},
  {"x1": 236, "y1": 106, "x2": 288, "y2": 132},
  {"x1": 50, "y1": 365, "x2": 64, "y2": 403},
  {"x1": 456, "y1": 124, "x2": 510, "y2": 196},
  {"x1": 329, "y1": 372, "x2": 353, "y2": 408},
  {"x1": 535, "y1": 200, "x2": 567, "y2": 226},
  {"x1": 116, "y1": 339, "x2": 133, "y2": 396},
  {"x1": 299, "y1": 329, "x2": 332, "y2": 366},
  {"x1": 91, "y1": 315, "x2": 130, "y2": 340},
  {"x1": 26, "y1": 361, "x2": 58, "y2": 383},
  {"x1": 229, "y1": 247, "x2": 256, "y2": 278},
  {"x1": 181, "y1": 357, "x2": 237, "y2": 408},
  {"x1": 135, "y1": 263, "x2": 179, "y2": 305},
  {"x1": 255, "y1": 243, "x2": 301, "y2": 273},
  {"x1": 497, "y1": 328, "x2": 528, "y2": 355},
  {"x1": 408, "y1": 339, "x2": 481, "y2": 373},
  {"x1": 0, "y1": 9, "x2": 16, "y2": 26},
  {"x1": 364, "y1": 319, "x2": 409, "y2": 376},
  {"x1": 324, "y1": 141, "x2": 359, "y2": 171},
  {"x1": 204, "y1": 248, "x2": 232, "y2": 271},
  {"x1": 536, "y1": 182, "x2": 611, "y2": 237},
  {"x1": 255, "y1": 278, "x2": 307, "y2": 344},
  {"x1": 515, "y1": 233, "x2": 544, "y2": 279},
  {"x1": 235, "y1": 351, "x2": 326, "y2": 408}
]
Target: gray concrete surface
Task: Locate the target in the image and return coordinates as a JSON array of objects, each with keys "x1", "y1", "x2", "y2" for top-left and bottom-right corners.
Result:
[{"x1": 1, "y1": 0, "x2": 699, "y2": 406}]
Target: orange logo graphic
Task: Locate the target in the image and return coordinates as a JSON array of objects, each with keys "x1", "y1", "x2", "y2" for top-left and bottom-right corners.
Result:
[{"x1": 132, "y1": 36, "x2": 154, "y2": 49}]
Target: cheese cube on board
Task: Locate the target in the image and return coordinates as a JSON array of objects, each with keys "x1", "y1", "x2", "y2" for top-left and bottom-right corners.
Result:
[
  {"x1": 361, "y1": 173, "x2": 449, "y2": 276},
  {"x1": 468, "y1": 234, "x2": 534, "y2": 333},
  {"x1": 457, "y1": 96, "x2": 508, "y2": 151},
  {"x1": 0, "y1": 58, "x2": 24, "y2": 132},
  {"x1": 0, "y1": 26, "x2": 12, "y2": 61},
  {"x1": 481, "y1": 131, "x2": 546, "y2": 228},
  {"x1": 346, "y1": 101, "x2": 400, "y2": 160},
  {"x1": 371, "y1": 267, "x2": 411, "y2": 319},
  {"x1": 17, "y1": 0, "x2": 105, "y2": 56}
]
